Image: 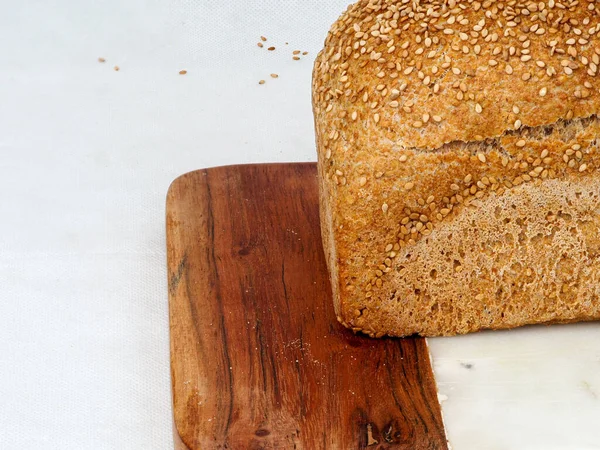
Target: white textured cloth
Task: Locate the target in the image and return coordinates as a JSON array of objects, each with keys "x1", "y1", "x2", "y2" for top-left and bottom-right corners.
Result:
[{"x1": 0, "y1": 1, "x2": 349, "y2": 448}]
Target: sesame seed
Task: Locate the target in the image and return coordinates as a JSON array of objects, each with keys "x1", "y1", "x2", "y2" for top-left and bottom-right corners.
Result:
[
  {"x1": 374, "y1": 114, "x2": 380, "y2": 124},
  {"x1": 179, "y1": 70, "x2": 187, "y2": 75},
  {"x1": 505, "y1": 64, "x2": 514, "y2": 74},
  {"x1": 475, "y1": 103, "x2": 483, "y2": 113},
  {"x1": 514, "y1": 119, "x2": 522, "y2": 129},
  {"x1": 302, "y1": 52, "x2": 308, "y2": 55},
  {"x1": 259, "y1": 80, "x2": 265, "y2": 85},
  {"x1": 539, "y1": 87, "x2": 548, "y2": 97},
  {"x1": 258, "y1": 43, "x2": 263, "y2": 48},
  {"x1": 293, "y1": 56, "x2": 300, "y2": 60},
  {"x1": 268, "y1": 47, "x2": 275, "y2": 51},
  {"x1": 579, "y1": 164, "x2": 588, "y2": 172},
  {"x1": 98, "y1": 57, "x2": 106, "y2": 63},
  {"x1": 270, "y1": 73, "x2": 278, "y2": 78},
  {"x1": 513, "y1": 105, "x2": 520, "y2": 114},
  {"x1": 113, "y1": 66, "x2": 120, "y2": 71},
  {"x1": 516, "y1": 140, "x2": 526, "y2": 147},
  {"x1": 293, "y1": 50, "x2": 301, "y2": 55},
  {"x1": 399, "y1": 154, "x2": 408, "y2": 162},
  {"x1": 360, "y1": 177, "x2": 367, "y2": 186},
  {"x1": 433, "y1": 115, "x2": 442, "y2": 122},
  {"x1": 261, "y1": 36, "x2": 267, "y2": 42},
  {"x1": 541, "y1": 149, "x2": 549, "y2": 158},
  {"x1": 351, "y1": 111, "x2": 358, "y2": 121},
  {"x1": 413, "y1": 121, "x2": 423, "y2": 128},
  {"x1": 477, "y1": 153, "x2": 486, "y2": 163},
  {"x1": 404, "y1": 182, "x2": 414, "y2": 190}
]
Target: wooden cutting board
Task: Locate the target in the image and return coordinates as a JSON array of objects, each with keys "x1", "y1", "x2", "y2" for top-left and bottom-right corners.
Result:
[{"x1": 166, "y1": 163, "x2": 447, "y2": 450}]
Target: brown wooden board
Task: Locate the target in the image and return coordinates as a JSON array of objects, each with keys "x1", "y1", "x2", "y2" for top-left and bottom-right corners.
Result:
[{"x1": 166, "y1": 163, "x2": 447, "y2": 450}]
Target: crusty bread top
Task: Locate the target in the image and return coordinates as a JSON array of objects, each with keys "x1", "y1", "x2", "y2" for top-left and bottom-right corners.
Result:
[{"x1": 313, "y1": 0, "x2": 600, "y2": 151}]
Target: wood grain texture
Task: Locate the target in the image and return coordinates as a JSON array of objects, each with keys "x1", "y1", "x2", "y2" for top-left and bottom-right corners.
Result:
[{"x1": 166, "y1": 163, "x2": 447, "y2": 450}]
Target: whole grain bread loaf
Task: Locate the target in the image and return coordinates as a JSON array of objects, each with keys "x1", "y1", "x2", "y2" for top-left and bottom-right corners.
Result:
[{"x1": 313, "y1": 0, "x2": 600, "y2": 337}]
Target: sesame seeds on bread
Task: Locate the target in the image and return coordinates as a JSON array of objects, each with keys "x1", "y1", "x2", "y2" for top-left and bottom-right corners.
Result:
[{"x1": 313, "y1": 0, "x2": 600, "y2": 337}]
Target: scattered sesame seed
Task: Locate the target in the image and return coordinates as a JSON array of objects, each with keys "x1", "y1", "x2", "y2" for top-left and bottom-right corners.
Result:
[
  {"x1": 260, "y1": 36, "x2": 267, "y2": 42},
  {"x1": 477, "y1": 153, "x2": 486, "y2": 163},
  {"x1": 259, "y1": 80, "x2": 265, "y2": 85},
  {"x1": 293, "y1": 56, "x2": 300, "y2": 60},
  {"x1": 270, "y1": 73, "x2": 278, "y2": 78},
  {"x1": 293, "y1": 50, "x2": 301, "y2": 55},
  {"x1": 579, "y1": 164, "x2": 588, "y2": 172},
  {"x1": 268, "y1": 47, "x2": 275, "y2": 51},
  {"x1": 113, "y1": 66, "x2": 120, "y2": 71},
  {"x1": 179, "y1": 70, "x2": 187, "y2": 75},
  {"x1": 516, "y1": 139, "x2": 526, "y2": 147},
  {"x1": 258, "y1": 43, "x2": 264, "y2": 48},
  {"x1": 302, "y1": 51, "x2": 308, "y2": 55},
  {"x1": 98, "y1": 57, "x2": 106, "y2": 63}
]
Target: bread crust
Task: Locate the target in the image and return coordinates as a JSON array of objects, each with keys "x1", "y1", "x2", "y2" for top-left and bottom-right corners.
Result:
[{"x1": 313, "y1": 0, "x2": 600, "y2": 337}]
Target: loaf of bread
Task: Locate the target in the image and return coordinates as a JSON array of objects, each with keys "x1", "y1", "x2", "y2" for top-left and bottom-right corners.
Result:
[{"x1": 313, "y1": 0, "x2": 600, "y2": 337}]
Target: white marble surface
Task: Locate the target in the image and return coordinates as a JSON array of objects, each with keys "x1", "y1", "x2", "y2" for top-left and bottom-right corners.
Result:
[{"x1": 429, "y1": 323, "x2": 600, "y2": 450}]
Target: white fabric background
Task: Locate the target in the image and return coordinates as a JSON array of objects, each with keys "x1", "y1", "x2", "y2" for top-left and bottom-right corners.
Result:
[{"x1": 0, "y1": 1, "x2": 350, "y2": 448}]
